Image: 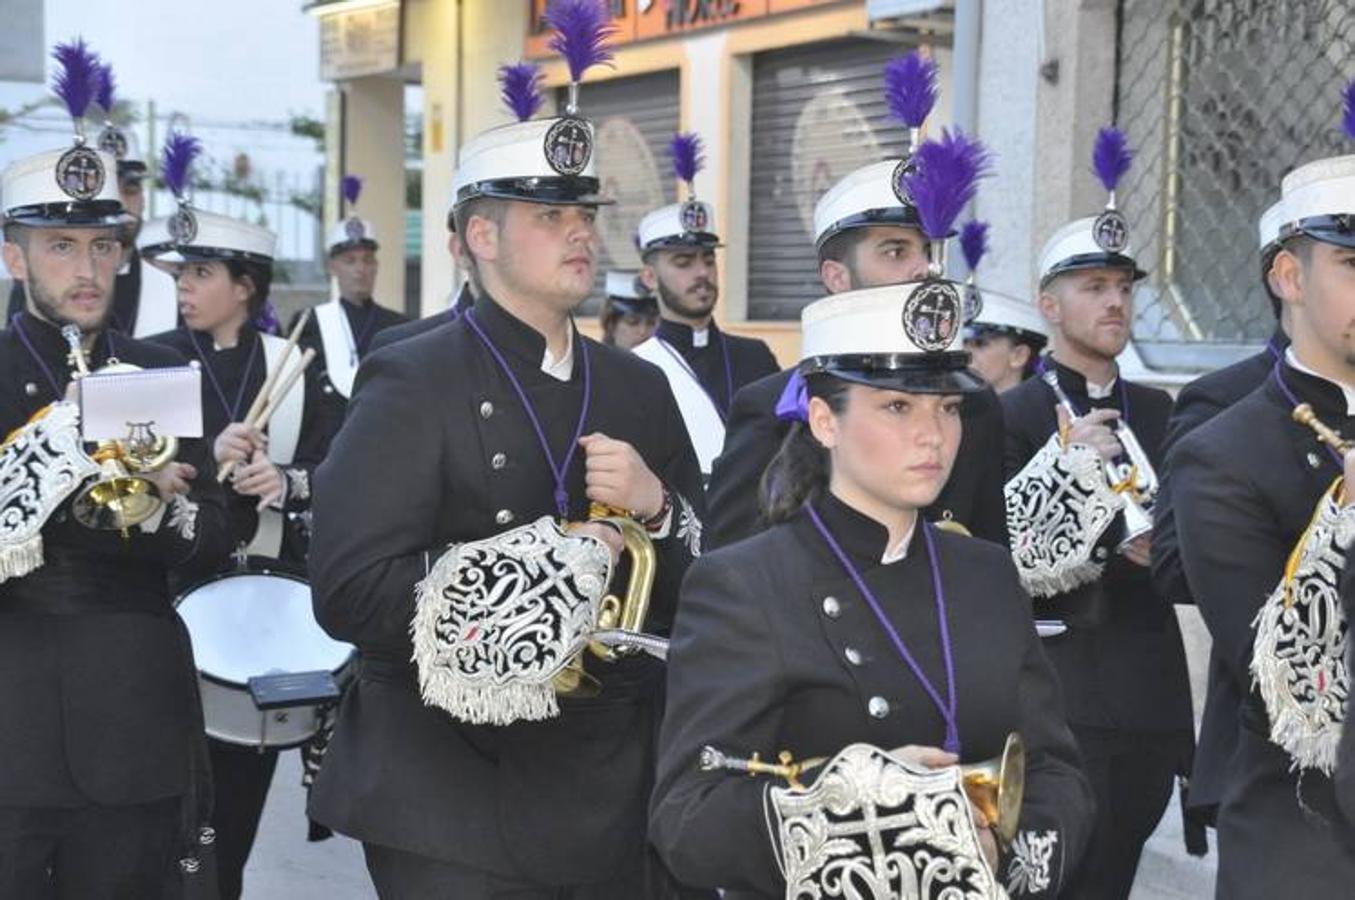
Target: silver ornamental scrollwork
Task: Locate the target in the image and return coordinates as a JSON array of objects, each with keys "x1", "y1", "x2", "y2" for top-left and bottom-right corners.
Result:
[
  {"x1": 0, "y1": 402, "x2": 100, "y2": 583},
  {"x1": 1005, "y1": 434, "x2": 1123, "y2": 598},
  {"x1": 768, "y1": 743, "x2": 1007, "y2": 900},
  {"x1": 411, "y1": 515, "x2": 613, "y2": 725},
  {"x1": 1006, "y1": 830, "x2": 1058, "y2": 896},
  {"x1": 1251, "y1": 481, "x2": 1353, "y2": 774}
]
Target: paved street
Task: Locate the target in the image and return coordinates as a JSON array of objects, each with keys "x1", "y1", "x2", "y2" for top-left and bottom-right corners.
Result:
[{"x1": 245, "y1": 750, "x2": 1217, "y2": 899}]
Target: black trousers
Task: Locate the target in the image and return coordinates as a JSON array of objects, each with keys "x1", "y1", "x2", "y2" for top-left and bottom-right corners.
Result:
[
  {"x1": 1062, "y1": 726, "x2": 1182, "y2": 900},
  {"x1": 0, "y1": 798, "x2": 180, "y2": 900},
  {"x1": 364, "y1": 842, "x2": 719, "y2": 900},
  {"x1": 207, "y1": 740, "x2": 278, "y2": 900}
]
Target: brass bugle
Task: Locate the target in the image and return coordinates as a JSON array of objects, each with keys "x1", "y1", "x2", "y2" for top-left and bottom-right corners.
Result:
[
  {"x1": 552, "y1": 506, "x2": 658, "y2": 697},
  {"x1": 1293, "y1": 403, "x2": 1354, "y2": 454},
  {"x1": 960, "y1": 732, "x2": 1026, "y2": 847}
]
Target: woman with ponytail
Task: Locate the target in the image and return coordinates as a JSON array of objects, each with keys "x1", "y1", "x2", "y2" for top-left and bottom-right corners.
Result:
[
  {"x1": 651, "y1": 281, "x2": 1094, "y2": 900},
  {"x1": 142, "y1": 133, "x2": 341, "y2": 900}
]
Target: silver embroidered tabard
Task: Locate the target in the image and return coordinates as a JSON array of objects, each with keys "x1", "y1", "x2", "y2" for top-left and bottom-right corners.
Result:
[
  {"x1": 1005, "y1": 829, "x2": 1059, "y2": 897},
  {"x1": 1005, "y1": 434, "x2": 1122, "y2": 598},
  {"x1": 1252, "y1": 479, "x2": 1353, "y2": 774},
  {"x1": 411, "y1": 516, "x2": 613, "y2": 726},
  {"x1": 767, "y1": 744, "x2": 1007, "y2": 900},
  {"x1": 0, "y1": 402, "x2": 99, "y2": 583}
]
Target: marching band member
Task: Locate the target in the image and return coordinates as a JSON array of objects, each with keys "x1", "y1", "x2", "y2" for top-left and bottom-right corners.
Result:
[
  {"x1": 632, "y1": 132, "x2": 779, "y2": 477},
  {"x1": 705, "y1": 51, "x2": 1007, "y2": 549},
  {"x1": 963, "y1": 292, "x2": 1049, "y2": 394},
  {"x1": 1001, "y1": 127, "x2": 1193, "y2": 898},
  {"x1": 0, "y1": 42, "x2": 231, "y2": 896},
  {"x1": 7, "y1": 56, "x2": 180, "y2": 338},
  {"x1": 651, "y1": 142, "x2": 1093, "y2": 893},
  {"x1": 306, "y1": 8, "x2": 705, "y2": 895},
  {"x1": 1148, "y1": 201, "x2": 1289, "y2": 835},
  {"x1": 600, "y1": 269, "x2": 658, "y2": 350},
  {"x1": 1172, "y1": 86, "x2": 1355, "y2": 895},
  {"x1": 956, "y1": 219, "x2": 1049, "y2": 395},
  {"x1": 292, "y1": 173, "x2": 409, "y2": 414},
  {"x1": 142, "y1": 133, "x2": 342, "y2": 900}
]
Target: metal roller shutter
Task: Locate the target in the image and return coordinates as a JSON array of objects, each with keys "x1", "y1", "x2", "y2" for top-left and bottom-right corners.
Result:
[
  {"x1": 748, "y1": 38, "x2": 916, "y2": 321},
  {"x1": 560, "y1": 71, "x2": 680, "y2": 314}
]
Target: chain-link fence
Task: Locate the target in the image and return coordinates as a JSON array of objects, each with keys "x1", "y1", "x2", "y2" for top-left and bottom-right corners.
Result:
[{"x1": 1116, "y1": 0, "x2": 1354, "y2": 371}]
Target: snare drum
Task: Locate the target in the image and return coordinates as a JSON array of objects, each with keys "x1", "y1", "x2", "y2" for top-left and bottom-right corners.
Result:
[{"x1": 177, "y1": 566, "x2": 355, "y2": 749}]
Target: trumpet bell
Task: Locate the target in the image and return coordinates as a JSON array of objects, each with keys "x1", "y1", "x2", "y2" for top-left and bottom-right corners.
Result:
[
  {"x1": 960, "y1": 732, "x2": 1025, "y2": 846},
  {"x1": 71, "y1": 449, "x2": 163, "y2": 531}
]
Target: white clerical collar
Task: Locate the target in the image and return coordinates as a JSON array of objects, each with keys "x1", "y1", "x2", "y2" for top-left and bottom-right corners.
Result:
[
  {"x1": 692, "y1": 327, "x2": 709, "y2": 349},
  {"x1": 1085, "y1": 376, "x2": 1118, "y2": 400},
  {"x1": 1285, "y1": 348, "x2": 1355, "y2": 415},
  {"x1": 541, "y1": 340, "x2": 574, "y2": 382},
  {"x1": 881, "y1": 518, "x2": 918, "y2": 565}
]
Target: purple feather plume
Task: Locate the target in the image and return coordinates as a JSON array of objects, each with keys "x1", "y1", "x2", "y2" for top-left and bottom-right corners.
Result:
[
  {"x1": 883, "y1": 51, "x2": 938, "y2": 129},
  {"x1": 545, "y1": 0, "x2": 617, "y2": 84},
  {"x1": 498, "y1": 62, "x2": 544, "y2": 122},
  {"x1": 959, "y1": 220, "x2": 989, "y2": 273},
  {"x1": 1343, "y1": 80, "x2": 1355, "y2": 141},
  {"x1": 1092, "y1": 126, "x2": 1133, "y2": 193},
  {"x1": 161, "y1": 132, "x2": 202, "y2": 199},
  {"x1": 51, "y1": 39, "x2": 101, "y2": 120},
  {"x1": 94, "y1": 61, "x2": 116, "y2": 114},
  {"x1": 341, "y1": 175, "x2": 363, "y2": 206},
  {"x1": 254, "y1": 301, "x2": 280, "y2": 336},
  {"x1": 902, "y1": 129, "x2": 993, "y2": 242},
  {"x1": 670, "y1": 132, "x2": 704, "y2": 185}
]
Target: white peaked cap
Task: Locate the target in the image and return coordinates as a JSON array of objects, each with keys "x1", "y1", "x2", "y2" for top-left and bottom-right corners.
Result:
[
  {"x1": 142, "y1": 208, "x2": 276, "y2": 267},
  {"x1": 1280, "y1": 154, "x2": 1355, "y2": 221},
  {"x1": 1257, "y1": 200, "x2": 1285, "y2": 251},
  {"x1": 2, "y1": 147, "x2": 124, "y2": 226},
  {"x1": 1038, "y1": 217, "x2": 1146, "y2": 284},
  {"x1": 452, "y1": 117, "x2": 608, "y2": 208},
  {"x1": 636, "y1": 200, "x2": 719, "y2": 251},
  {"x1": 967, "y1": 290, "x2": 1049, "y2": 340},
  {"x1": 327, "y1": 216, "x2": 378, "y2": 252},
  {"x1": 812, "y1": 160, "x2": 919, "y2": 249},
  {"x1": 606, "y1": 270, "x2": 644, "y2": 299}
]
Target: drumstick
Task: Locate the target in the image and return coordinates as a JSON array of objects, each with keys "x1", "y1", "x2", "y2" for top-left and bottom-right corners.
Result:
[
  {"x1": 242, "y1": 308, "x2": 311, "y2": 427},
  {"x1": 251, "y1": 348, "x2": 317, "y2": 511},
  {"x1": 219, "y1": 348, "x2": 317, "y2": 484}
]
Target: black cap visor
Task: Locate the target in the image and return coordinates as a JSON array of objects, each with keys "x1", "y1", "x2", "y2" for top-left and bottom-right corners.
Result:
[
  {"x1": 814, "y1": 207, "x2": 925, "y2": 251},
  {"x1": 802, "y1": 351, "x2": 986, "y2": 394},
  {"x1": 1040, "y1": 252, "x2": 1147, "y2": 287},
  {"x1": 964, "y1": 323, "x2": 1049, "y2": 348},
  {"x1": 5, "y1": 200, "x2": 128, "y2": 229},
  {"x1": 1285, "y1": 216, "x2": 1355, "y2": 250},
  {"x1": 640, "y1": 232, "x2": 723, "y2": 253},
  {"x1": 145, "y1": 244, "x2": 274, "y2": 273},
  {"x1": 607, "y1": 294, "x2": 658, "y2": 316},
  {"x1": 455, "y1": 176, "x2": 614, "y2": 208},
  {"x1": 328, "y1": 238, "x2": 380, "y2": 256}
]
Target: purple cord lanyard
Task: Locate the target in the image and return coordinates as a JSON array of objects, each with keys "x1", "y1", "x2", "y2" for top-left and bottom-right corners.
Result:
[
  {"x1": 806, "y1": 504, "x2": 961, "y2": 756},
  {"x1": 1272, "y1": 359, "x2": 1344, "y2": 469},
  {"x1": 1265, "y1": 336, "x2": 1284, "y2": 364},
  {"x1": 464, "y1": 309, "x2": 592, "y2": 519},
  {"x1": 10, "y1": 314, "x2": 112, "y2": 402},
  {"x1": 656, "y1": 328, "x2": 734, "y2": 420},
  {"x1": 1036, "y1": 355, "x2": 1131, "y2": 426},
  {"x1": 187, "y1": 328, "x2": 261, "y2": 422}
]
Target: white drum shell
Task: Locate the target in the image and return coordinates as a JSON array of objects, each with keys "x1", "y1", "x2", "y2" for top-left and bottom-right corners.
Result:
[{"x1": 177, "y1": 569, "x2": 355, "y2": 749}]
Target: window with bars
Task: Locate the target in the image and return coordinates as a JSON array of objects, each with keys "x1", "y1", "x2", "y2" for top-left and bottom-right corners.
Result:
[{"x1": 1116, "y1": 0, "x2": 1353, "y2": 369}]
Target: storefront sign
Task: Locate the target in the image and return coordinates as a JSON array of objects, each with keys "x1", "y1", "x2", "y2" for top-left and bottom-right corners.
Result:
[
  {"x1": 525, "y1": 0, "x2": 843, "y2": 57},
  {"x1": 318, "y1": 1, "x2": 401, "y2": 81}
]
